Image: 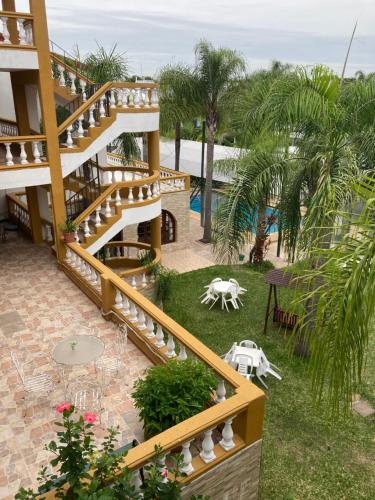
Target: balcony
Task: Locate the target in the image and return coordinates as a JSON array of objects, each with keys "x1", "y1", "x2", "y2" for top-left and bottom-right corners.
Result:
[{"x1": 0, "y1": 231, "x2": 264, "y2": 499}]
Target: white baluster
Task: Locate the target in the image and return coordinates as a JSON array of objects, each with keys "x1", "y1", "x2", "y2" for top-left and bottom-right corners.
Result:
[
  {"x1": 105, "y1": 196, "x2": 112, "y2": 217},
  {"x1": 99, "y1": 96, "x2": 106, "y2": 117},
  {"x1": 80, "y1": 80, "x2": 87, "y2": 101},
  {"x1": 166, "y1": 333, "x2": 176, "y2": 358},
  {"x1": 66, "y1": 125, "x2": 74, "y2": 148},
  {"x1": 133, "y1": 88, "x2": 141, "y2": 108},
  {"x1": 152, "y1": 183, "x2": 158, "y2": 198},
  {"x1": 25, "y1": 23, "x2": 33, "y2": 45},
  {"x1": 58, "y1": 65, "x2": 66, "y2": 86},
  {"x1": 90, "y1": 267, "x2": 98, "y2": 285},
  {"x1": 114, "y1": 289, "x2": 123, "y2": 309},
  {"x1": 17, "y1": 19, "x2": 27, "y2": 45},
  {"x1": 181, "y1": 441, "x2": 194, "y2": 475},
  {"x1": 143, "y1": 88, "x2": 151, "y2": 107},
  {"x1": 219, "y1": 418, "x2": 235, "y2": 451},
  {"x1": 88, "y1": 105, "x2": 96, "y2": 127},
  {"x1": 69, "y1": 73, "x2": 77, "y2": 94},
  {"x1": 128, "y1": 89, "x2": 135, "y2": 107},
  {"x1": 121, "y1": 89, "x2": 129, "y2": 108},
  {"x1": 141, "y1": 273, "x2": 147, "y2": 287},
  {"x1": 70, "y1": 252, "x2": 77, "y2": 267},
  {"x1": 83, "y1": 217, "x2": 91, "y2": 237},
  {"x1": 138, "y1": 186, "x2": 144, "y2": 201},
  {"x1": 95, "y1": 207, "x2": 101, "y2": 226},
  {"x1": 77, "y1": 115, "x2": 84, "y2": 137},
  {"x1": 129, "y1": 302, "x2": 138, "y2": 323},
  {"x1": 115, "y1": 189, "x2": 121, "y2": 206},
  {"x1": 145, "y1": 316, "x2": 155, "y2": 338},
  {"x1": 32, "y1": 141, "x2": 42, "y2": 163},
  {"x1": 178, "y1": 344, "x2": 187, "y2": 361},
  {"x1": 110, "y1": 89, "x2": 116, "y2": 108},
  {"x1": 122, "y1": 295, "x2": 130, "y2": 315},
  {"x1": 105, "y1": 247, "x2": 110, "y2": 259},
  {"x1": 65, "y1": 248, "x2": 72, "y2": 263},
  {"x1": 215, "y1": 379, "x2": 226, "y2": 403},
  {"x1": 131, "y1": 276, "x2": 137, "y2": 288},
  {"x1": 18, "y1": 142, "x2": 28, "y2": 164},
  {"x1": 74, "y1": 230, "x2": 79, "y2": 243},
  {"x1": 146, "y1": 184, "x2": 152, "y2": 199},
  {"x1": 155, "y1": 324, "x2": 165, "y2": 348},
  {"x1": 4, "y1": 143, "x2": 13, "y2": 166},
  {"x1": 151, "y1": 88, "x2": 159, "y2": 107},
  {"x1": 137, "y1": 309, "x2": 146, "y2": 330},
  {"x1": 128, "y1": 187, "x2": 134, "y2": 203},
  {"x1": 1, "y1": 17, "x2": 11, "y2": 44},
  {"x1": 121, "y1": 170, "x2": 127, "y2": 183},
  {"x1": 200, "y1": 429, "x2": 216, "y2": 463}
]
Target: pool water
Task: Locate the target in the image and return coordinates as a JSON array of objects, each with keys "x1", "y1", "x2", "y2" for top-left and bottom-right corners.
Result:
[{"x1": 190, "y1": 192, "x2": 279, "y2": 234}]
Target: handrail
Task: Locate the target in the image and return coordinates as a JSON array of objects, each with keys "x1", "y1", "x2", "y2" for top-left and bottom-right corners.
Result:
[
  {"x1": 0, "y1": 134, "x2": 45, "y2": 143},
  {"x1": 103, "y1": 241, "x2": 162, "y2": 278},
  {"x1": 6, "y1": 191, "x2": 28, "y2": 211},
  {"x1": 74, "y1": 170, "x2": 160, "y2": 226},
  {"x1": 50, "y1": 52, "x2": 93, "y2": 85},
  {"x1": 57, "y1": 82, "x2": 112, "y2": 134},
  {"x1": 0, "y1": 10, "x2": 33, "y2": 19}
]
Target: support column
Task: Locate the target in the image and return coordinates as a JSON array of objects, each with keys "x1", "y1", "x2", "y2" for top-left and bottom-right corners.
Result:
[
  {"x1": 25, "y1": 187, "x2": 43, "y2": 243},
  {"x1": 147, "y1": 130, "x2": 161, "y2": 252},
  {"x1": 30, "y1": 0, "x2": 66, "y2": 261},
  {"x1": 11, "y1": 77, "x2": 43, "y2": 243}
]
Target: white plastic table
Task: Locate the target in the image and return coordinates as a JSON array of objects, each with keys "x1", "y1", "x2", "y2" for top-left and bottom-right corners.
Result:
[
  {"x1": 212, "y1": 281, "x2": 234, "y2": 310},
  {"x1": 231, "y1": 346, "x2": 262, "y2": 368},
  {"x1": 52, "y1": 335, "x2": 105, "y2": 396}
]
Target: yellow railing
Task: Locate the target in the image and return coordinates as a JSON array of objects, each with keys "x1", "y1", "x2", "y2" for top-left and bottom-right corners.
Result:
[
  {"x1": 56, "y1": 241, "x2": 265, "y2": 496},
  {"x1": 0, "y1": 10, "x2": 34, "y2": 48},
  {"x1": 6, "y1": 192, "x2": 54, "y2": 244},
  {"x1": 0, "y1": 135, "x2": 47, "y2": 169}
]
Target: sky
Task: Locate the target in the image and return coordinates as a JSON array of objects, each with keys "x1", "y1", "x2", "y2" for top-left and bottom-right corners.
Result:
[{"x1": 39, "y1": 0, "x2": 375, "y2": 77}]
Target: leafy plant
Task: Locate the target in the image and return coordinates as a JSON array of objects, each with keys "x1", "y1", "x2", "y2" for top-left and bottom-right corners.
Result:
[
  {"x1": 247, "y1": 259, "x2": 275, "y2": 273},
  {"x1": 155, "y1": 266, "x2": 178, "y2": 302},
  {"x1": 59, "y1": 219, "x2": 78, "y2": 233},
  {"x1": 16, "y1": 404, "x2": 205, "y2": 499},
  {"x1": 139, "y1": 250, "x2": 154, "y2": 268},
  {"x1": 83, "y1": 43, "x2": 128, "y2": 84},
  {"x1": 133, "y1": 359, "x2": 217, "y2": 439}
]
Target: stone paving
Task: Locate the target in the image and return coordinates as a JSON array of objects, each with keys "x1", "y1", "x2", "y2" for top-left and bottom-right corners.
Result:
[
  {"x1": 0, "y1": 233, "x2": 152, "y2": 499},
  {"x1": 162, "y1": 212, "x2": 288, "y2": 273}
]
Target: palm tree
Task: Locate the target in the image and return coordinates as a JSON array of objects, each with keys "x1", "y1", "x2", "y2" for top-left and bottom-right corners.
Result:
[
  {"x1": 214, "y1": 66, "x2": 375, "y2": 264},
  {"x1": 159, "y1": 65, "x2": 199, "y2": 171},
  {"x1": 83, "y1": 43, "x2": 128, "y2": 83},
  {"x1": 295, "y1": 176, "x2": 375, "y2": 417}
]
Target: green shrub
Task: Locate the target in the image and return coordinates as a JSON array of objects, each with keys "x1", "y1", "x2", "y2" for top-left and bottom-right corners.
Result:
[
  {"x1": 59, "y1": 218, "x2": 78, "y2": 233},
  {"x1": 133, "y1": 359, "x2": 217, "y2": 439},
  {"x1": 246, "y1": 259, "x2": 275, "y2": 273}
]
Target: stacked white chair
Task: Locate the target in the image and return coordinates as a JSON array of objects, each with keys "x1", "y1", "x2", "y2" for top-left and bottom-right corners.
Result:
[
  {"x1": 256, "y1": 348, "x2": 282, "y2": 388},
  {"x1": 200, "y1": 278, "x2": 222, "y2": 308},
  {"x1": 95, "y1": 323, "x2": 128, "y2": 390}
]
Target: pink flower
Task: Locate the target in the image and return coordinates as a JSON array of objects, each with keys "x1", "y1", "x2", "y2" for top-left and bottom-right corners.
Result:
[
  {"x1": 161, "y1": 468, "x2": 168, "y2": 478},
  {"x1": 83, "y1": 412, "x2": 97, "y2": 424},
  {"x1": 56, "y1": 402, "x2": 72, "y2": 413}
]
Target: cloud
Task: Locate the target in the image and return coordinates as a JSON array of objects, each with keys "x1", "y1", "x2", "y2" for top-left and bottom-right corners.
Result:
[{"x1": 45, "y1": 0, "x2": 375, "y2": 76}]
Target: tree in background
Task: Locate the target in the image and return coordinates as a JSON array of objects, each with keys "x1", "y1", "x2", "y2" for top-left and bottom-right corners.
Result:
[
  {"x1": 83, "y1": 43, "x2": 128, "y2": 83},
  {"x1": 159, "y1": 65, "x2": 199, "y2": 171}
]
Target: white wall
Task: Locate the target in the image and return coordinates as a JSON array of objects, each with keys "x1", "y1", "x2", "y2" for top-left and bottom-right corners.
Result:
[{"x1": 0, "y1": 73, "x2": 16, "y2": 121}]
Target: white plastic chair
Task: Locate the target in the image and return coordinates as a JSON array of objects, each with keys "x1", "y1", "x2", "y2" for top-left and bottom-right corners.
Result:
[
  {"x1": 11, "y1": 352, "x2": 54, "y2": 416},
  {"x1": 222, "y1": 342, "x2": 237, "y2": 368},
  {"x1": 235, "y1": 354, "x2": 254, "y2": 380},
  {"x1": 239, "y1": 340, "x2": 258, "y2": 349},
  {"x1": 201, "y1": 286, "x2": 220, "y2": 308},
  {"x1": 222, "y1": 286, "x2": 240, "y2": 311},
  {"x1": 256, "y1": 348, "x2": 282, "y2": 388},
  {"x1": 95, "y1": 324, "x2": 127, "y2": 389},
  {"x1": 200, "y1": 277, "x2": 222, "y2": 295},
  {"x1": 229, "y1": 278, "x2": 247, "y2": 294}
]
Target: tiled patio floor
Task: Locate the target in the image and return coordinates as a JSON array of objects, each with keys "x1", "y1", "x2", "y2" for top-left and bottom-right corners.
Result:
[{"x1": 0, "y1": 233, "x2": 152, "y2": 499}]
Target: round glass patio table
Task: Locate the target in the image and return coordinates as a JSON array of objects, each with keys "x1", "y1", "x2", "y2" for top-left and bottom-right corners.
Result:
[
  {"x1": 53, "y1": 335, "x2": 105, "y2": 396},
  {"x1": 53, "y1": 335, "x2": 104, "y2": 365}
]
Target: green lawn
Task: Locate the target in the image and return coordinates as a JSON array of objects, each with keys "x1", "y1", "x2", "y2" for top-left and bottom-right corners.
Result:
[{"x1": 164, "y1": 265, "x2": 375, "y2": 500}]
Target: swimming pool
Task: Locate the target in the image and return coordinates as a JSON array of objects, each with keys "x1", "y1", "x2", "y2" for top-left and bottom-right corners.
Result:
[{"x1": 190, "y1": 193, "x2": 279, "y2": 234}]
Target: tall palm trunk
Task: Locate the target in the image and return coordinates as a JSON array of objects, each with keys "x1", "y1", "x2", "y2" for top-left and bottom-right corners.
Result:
[
  {"x1": 249, "y1": 206, "x2": 267, "y2": 263},
  {"x1": 175, "y1": 122, "x2": 181, "y2": 171},
  {"x1": 202, "y1": 121, "x2": 215, "y2": 242}
]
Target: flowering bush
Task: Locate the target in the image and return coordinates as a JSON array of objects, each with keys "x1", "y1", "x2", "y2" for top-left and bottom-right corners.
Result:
[{"x1": 16, "y1": 404, "x2": 208, "y2": 499}]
